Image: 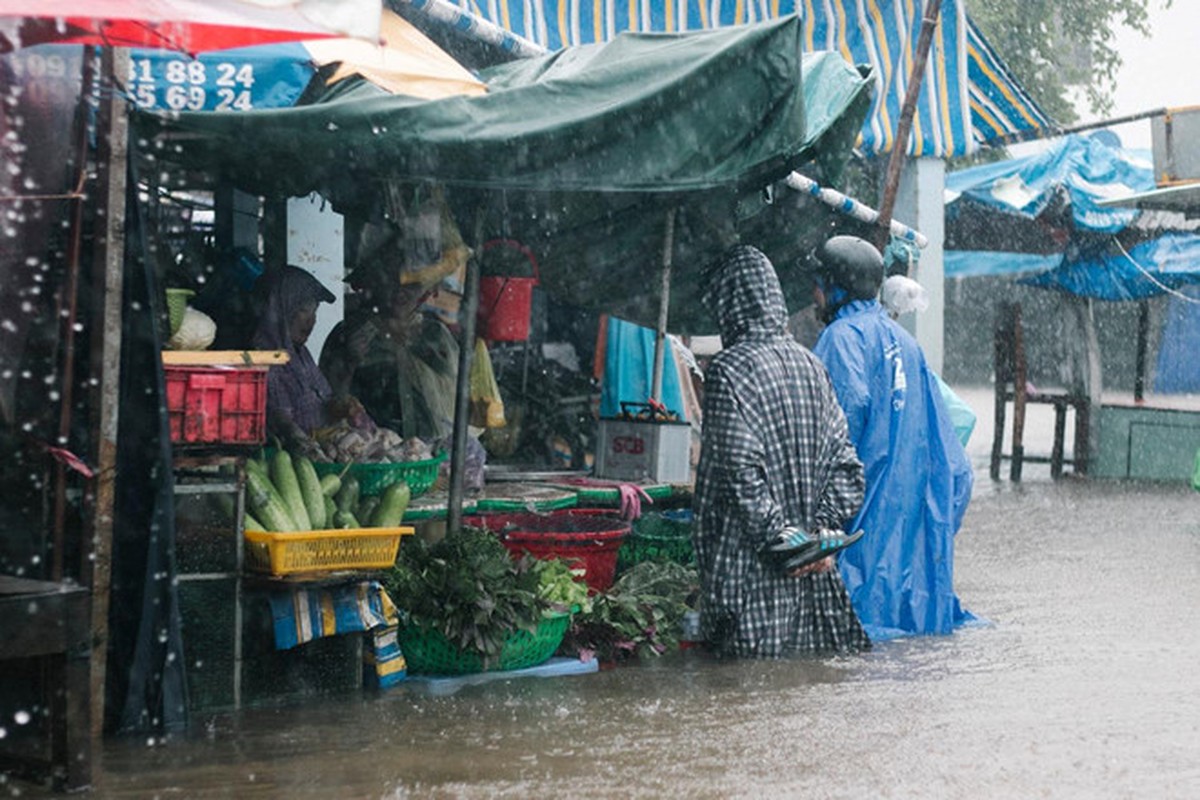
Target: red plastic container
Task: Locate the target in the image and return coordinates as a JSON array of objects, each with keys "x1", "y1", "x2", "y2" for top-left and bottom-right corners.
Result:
[
  {"x1": 465, "y1": 510, "x2": 629, "y2": 593},
  {"x1": 165, "y1": 365, "x2": 268, "y2": 446},
  {"x1": 477, "y1": 239, "x2": 539, "y2": 342}
]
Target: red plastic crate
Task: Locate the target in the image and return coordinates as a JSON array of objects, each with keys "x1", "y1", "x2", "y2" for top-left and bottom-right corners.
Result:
[
  {"x1": 165, "y1": 365, "x2": 268, "y2": 446},
  {"x1": 464, "y1": 510, "x2": 630, "y2": 593}
]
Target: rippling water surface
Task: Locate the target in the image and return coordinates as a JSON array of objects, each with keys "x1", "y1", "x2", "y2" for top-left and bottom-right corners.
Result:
[{"x1": 40, "y1": 479, "x2": 1200, "y2": 798}]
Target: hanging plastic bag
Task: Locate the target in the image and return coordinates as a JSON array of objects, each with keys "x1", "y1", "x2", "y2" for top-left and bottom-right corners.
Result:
[{"x1": 469, "y1": 338, "x2": 506, "y2": 429}]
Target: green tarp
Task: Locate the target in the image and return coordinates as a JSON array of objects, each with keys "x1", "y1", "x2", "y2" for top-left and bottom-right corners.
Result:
[{"x1": 141, "y1": 15, "x2": 873, "y2": 332}]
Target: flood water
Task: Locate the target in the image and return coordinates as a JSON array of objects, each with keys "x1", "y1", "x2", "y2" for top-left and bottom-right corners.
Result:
[{"x1": 42, "y1": 473, "x2": 1189, "y2": 800}]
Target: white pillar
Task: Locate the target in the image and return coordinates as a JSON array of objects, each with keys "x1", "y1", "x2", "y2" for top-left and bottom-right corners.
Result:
[
  {"x1": 286, "y1": 194, "x2": 345, "y2": 360},
  {"x1": 891, "y1": 156, "x2": 945, "y2": 374}
]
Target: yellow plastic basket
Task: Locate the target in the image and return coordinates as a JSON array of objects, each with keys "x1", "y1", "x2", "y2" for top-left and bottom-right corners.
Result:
[{"x1": 244, "y1": 526, "x2": 414, "y2": 576}]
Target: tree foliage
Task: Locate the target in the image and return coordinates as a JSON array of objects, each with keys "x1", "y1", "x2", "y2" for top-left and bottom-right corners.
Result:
[{"x1": 965, "y1": 0, "x2": 1170, "y2": 124}]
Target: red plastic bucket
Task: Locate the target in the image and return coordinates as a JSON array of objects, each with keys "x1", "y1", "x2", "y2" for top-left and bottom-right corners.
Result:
[
  {"x1": 464, "y1": 510, "x2": 629, "y2": 593},
  {"x1": 477, "y1": 239, "x2": 539, "y2": 342}
]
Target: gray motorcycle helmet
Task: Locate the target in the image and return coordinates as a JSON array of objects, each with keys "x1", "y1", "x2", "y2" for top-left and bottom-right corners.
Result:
[{"x1": 815, "y1": 236, "x2": 885, "y2": 300}]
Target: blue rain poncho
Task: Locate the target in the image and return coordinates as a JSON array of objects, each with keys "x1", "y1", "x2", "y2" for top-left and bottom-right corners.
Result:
[{"x1": 813, "y1": 299, "x2": 974, "y2": 639}]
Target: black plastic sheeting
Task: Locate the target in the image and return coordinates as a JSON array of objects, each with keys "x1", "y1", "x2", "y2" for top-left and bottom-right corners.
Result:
[{"x1": 105, "y1": 155, "x2": 189, "y2": 734}]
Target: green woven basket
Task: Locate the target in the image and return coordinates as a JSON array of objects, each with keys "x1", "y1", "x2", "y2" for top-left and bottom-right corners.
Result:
[
  {"x1": 397, "y1": 613, "x2": 570, "y2": 675},
  {"x1": 616, "y1": 511, "x2": 695, "y2": 571},
  {"x1": 313, "y1": 451, "x2": 446, "y2": 498}
]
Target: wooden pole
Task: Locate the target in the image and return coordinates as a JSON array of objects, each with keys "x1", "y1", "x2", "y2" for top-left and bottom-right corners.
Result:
[
  {"x1": 83, "y1": 46, "x2": 129, "y2": 739},
  {"x1": 873, "y1": 0, "x2": 944, "y2": 253},
  {"x1": 650, "y1": 207, "x2": 676, "y2": 404},
  {"x1": 50, "y1": 47, "x2": 96, "y2": 581},
  {"x1": 1134, "y1": 300, "x2": 1149, "y2": 404},
  {"x1": 447, "y1": 214, "x2": 484, "y2": 534}
]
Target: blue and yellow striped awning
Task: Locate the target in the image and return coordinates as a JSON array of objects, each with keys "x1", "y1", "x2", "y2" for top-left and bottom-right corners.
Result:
[{"x1": 411, "y1": 0, "x2": 1052, "y2": 157}]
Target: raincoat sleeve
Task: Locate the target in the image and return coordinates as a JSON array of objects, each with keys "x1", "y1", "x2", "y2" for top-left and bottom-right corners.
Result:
[
  {"x1": 927, "y1": 370, "x2": 974, "y2": 533},
  {"x1": 814, "y1": 370, "x2": 866, "y2": 530},
  {"x1": 701, "y1": 360, "x2": 785, "y2": 544},
  {"x1": 812, "y1": 326, "x2": 870, "y2": 444}
]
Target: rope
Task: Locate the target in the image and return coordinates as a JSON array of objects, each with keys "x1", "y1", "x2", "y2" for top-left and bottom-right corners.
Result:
[{"x1": 1112, "y1": 236, "x2": 1200, "y2": 305}]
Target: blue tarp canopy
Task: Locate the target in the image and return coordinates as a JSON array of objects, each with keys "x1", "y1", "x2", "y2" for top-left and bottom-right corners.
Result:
[
  {"x1": 945, "y1": 133, "x2": 1200, "y2": 300},
  {"x1": 1020, "y1": 232, "x2": 1200, "y2": 301},
  {"x1": 413, "y1": 0, "x2": 1052, "y2": 157}
]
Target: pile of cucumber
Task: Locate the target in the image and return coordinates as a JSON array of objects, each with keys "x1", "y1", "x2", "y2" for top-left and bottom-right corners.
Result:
[{"x1": 245, "y1": 451, "x2": 411, "y2": 532}]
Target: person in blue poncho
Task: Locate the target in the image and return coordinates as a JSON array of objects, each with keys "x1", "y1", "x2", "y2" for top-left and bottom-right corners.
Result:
[{"x1": 811, "y1": 236, "x2": 975, "y2": 639}]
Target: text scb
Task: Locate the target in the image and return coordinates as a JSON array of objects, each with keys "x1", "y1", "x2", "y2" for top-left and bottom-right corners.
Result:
[{"x1": 611, "y1": 436, "x2": 645, "y2": 455}]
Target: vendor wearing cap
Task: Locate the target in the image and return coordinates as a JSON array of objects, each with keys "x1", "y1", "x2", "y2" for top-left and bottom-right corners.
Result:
[
  {"x1": 811, "y1": 236, "x2": 975, "y2": 640},
  {"x1": 252, "y1": 265, "x2": 339, "y2": 452}
]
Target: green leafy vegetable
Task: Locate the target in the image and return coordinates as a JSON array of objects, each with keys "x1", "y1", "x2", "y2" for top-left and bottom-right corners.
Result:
[
  {"x1": 384, "y1": 526, "x2": 549, "y2": 666},
  {"x1": 532, "y1": 558, "x2": 592, "y2": 616},
  {"x1": 560, "y1": 561, "x2": 699, "y2": 663}
]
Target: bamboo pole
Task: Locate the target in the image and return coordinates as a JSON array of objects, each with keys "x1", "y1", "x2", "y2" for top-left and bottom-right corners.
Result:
[
  {"x1": 50, "y1": 47, "x2": 96, "y2": 581},
  {"x1": 873, "y1": 0, "x2": 944, "y2": 253}
]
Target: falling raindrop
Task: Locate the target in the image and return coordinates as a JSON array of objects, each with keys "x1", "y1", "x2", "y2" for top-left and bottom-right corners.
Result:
[{"x1": 13, "y1": 711, "x2": 30, "y2": 726}]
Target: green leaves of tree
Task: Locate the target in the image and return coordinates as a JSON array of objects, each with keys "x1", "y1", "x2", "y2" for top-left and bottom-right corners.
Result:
[{"x1": 967, "y1": 0, "x2": 1170, "y2": 122}]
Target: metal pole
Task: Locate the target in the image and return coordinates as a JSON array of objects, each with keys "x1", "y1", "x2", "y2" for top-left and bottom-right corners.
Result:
[
  {"x1": 84, "y1": 46, "x2": 129, "y2": 740},
  {"x1": 447, "y1": 214, "x2": 484, "y2": 534},
  {"x1": 650, "y1": 207, "x2": 676, "y2": 404},
  {"x1": 873, "y1": 0, "x2": 944, "y2": 252},
  {"x1": 987, "y1": 107, "x2": 1168, "y2": 149}
]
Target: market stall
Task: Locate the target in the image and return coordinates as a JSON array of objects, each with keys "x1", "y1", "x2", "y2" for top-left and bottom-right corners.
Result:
[
  {"x1": 130, "y1": 15, "x2": 874, "y2": 686},
  {"x1": 945, "y1": 132, "x2": 1200, "y2": 481}
]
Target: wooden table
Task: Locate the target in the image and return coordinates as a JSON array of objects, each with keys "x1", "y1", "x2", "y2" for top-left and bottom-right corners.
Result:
[{"x1": 0, "y1": 576, "x2": 91, "y2": 791}]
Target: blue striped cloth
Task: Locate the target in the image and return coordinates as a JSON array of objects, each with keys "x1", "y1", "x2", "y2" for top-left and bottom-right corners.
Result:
[
  {"x1": 268, "y1": 581, "x2": 398, "y2": 651},
  {"x1": 418, "y1": 0, "x2": 1052, "y2": 156}
]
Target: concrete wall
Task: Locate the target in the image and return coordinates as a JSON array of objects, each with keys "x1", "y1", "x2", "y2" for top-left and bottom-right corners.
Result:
[{"x1": 286, "y1": 194, "x2": 345, "y2": 361}]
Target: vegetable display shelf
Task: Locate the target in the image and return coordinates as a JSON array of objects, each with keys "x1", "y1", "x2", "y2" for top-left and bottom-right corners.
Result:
[
  {"x1": 473, "y1": 483, "x2": 578, "y2": 513},
  {"x1": 549, "y1": 480, "x2": 676, "y2": 507},
  {"x1": 402, "y1": 491, "x2": 477, "y2": 523},
  {"x1": 173, "y1": 453, "x2": 380, "y2": 711}
]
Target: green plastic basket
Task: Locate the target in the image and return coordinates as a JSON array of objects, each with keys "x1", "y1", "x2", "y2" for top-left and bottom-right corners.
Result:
[
  {"x1": 397, "y1": 612, "x2": 570, "y2": 675},
  {"x1": 165, "y1": 288, "x2": 195, "y2": 335},
  {"x1": 313, "y1": 451, "x2": 446, "y2": 498},
  {"x1": 616, "y1": 511, "x2": 695, "y2": 572}
]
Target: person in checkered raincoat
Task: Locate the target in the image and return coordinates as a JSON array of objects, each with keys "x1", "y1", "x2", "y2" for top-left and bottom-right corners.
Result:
[{"x1": 693, "y1": 244, "x2": 870, "y2": 657}]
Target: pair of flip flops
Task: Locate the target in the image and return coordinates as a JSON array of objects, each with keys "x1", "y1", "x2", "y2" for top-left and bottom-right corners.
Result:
[{"x1": 761, "y1": 526, "x2": 865, "y2": 574}]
